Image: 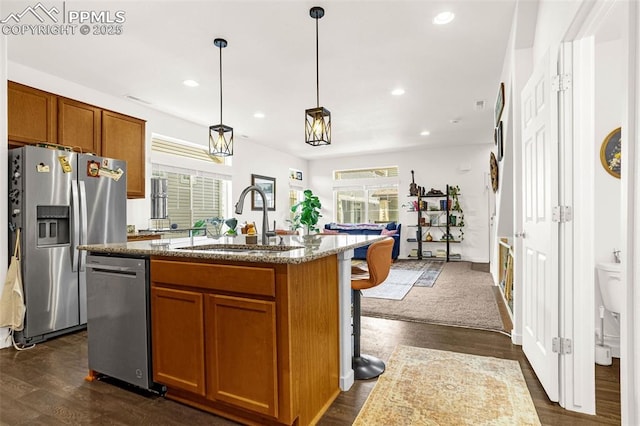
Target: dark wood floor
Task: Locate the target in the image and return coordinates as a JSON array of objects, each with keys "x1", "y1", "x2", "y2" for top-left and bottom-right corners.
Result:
[{"x1": 0, "y1": 318, "x2": 620, "y2": 425}]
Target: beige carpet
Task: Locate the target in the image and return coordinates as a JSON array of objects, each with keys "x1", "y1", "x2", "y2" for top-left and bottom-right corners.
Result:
[
  {"x1": 361, "y1": 261, "x2": 505, "y2": 331},
  {"x1": 353, "y1": 345, "x2": 541, "y2": 426}
]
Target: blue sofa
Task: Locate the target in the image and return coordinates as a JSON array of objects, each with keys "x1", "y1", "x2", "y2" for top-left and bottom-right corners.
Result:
[{"x1": 323, "y1": 222, "x2": 401, "y2": 260}]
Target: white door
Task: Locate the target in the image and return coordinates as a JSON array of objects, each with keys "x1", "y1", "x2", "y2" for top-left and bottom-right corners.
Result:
[{"x1": 520, "y1": 49, "x2": 560, "y2": 402}]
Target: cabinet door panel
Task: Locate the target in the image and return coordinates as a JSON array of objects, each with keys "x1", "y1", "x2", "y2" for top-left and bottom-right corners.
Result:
[
  {"x1": 206, "y1": 294, "x2": 278, "y2": 418},
  {"x1": 58, "y1": 98, "x2": 101, "y2": 154},
  {"x1": 8, "y1": 82, "x2": 57, "y2": 145},
  {"x1": 102, "y1": 110, "x2": 146, "y2": 198},
  {"x1": 151, "y1": 286, "x2": 205, "y2": 396}
]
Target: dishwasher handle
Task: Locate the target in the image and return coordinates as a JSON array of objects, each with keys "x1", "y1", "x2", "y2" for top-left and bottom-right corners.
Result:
[{"x1": 86, "y1": 263, "x2": 142, "y2": 274}]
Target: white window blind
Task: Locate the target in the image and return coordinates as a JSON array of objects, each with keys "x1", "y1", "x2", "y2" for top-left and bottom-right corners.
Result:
[{"x1": 151, "y1": 136, "x2": 231, "y2": 229}]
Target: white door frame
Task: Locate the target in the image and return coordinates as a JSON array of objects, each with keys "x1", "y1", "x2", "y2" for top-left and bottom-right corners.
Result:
[
  {"x1": 563, "y1": 0, "x2": 638, "y2": 421},
  {"x1": 622, "y1": 2, "x2": 639, "y2": 424},
  {"x1": 560, "y1": 36, "x2": 596, "y2": 415}
]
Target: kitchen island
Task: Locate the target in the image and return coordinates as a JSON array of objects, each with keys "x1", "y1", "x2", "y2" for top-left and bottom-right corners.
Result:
[{"x1": 80, "y1": 234, "x2": 384, "y2": 426}]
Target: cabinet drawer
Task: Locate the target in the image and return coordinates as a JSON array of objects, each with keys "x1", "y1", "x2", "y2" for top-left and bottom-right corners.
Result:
[{"x1": 151, "y1": 260, "x2": 275, "y2": 297}]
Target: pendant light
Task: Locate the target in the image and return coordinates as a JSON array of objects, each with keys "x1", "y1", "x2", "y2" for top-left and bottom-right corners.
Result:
[
  {"x1": 209, "y1": 38, "x2": 233, "y2": 156},
  {"x1": 305, "y1": 6, "x2": 331, "y2": 146}
]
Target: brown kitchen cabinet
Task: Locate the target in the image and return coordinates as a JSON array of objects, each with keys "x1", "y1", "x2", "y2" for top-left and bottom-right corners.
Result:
[
  {"x1": 150, "y1": 256, "x2": 340, "y2": 425},
  {"x1": 205, "y1": 294, "x2": 278, "y2": 417},
  {"x1": 57, "y1": 97, "x2": 101, "y2": 154},
  {"x1": 102, "y1": 110, "x2": 146, "y2": 199},
  {"x1": 7, "y1": 81, "x2": 147, "y2": 199},
  {"x1": 8, "y1": 81, "x2": 57, "y2": 146},
  {"x1": 151, "y1": 286, "x2": 206, "y2": 396}
]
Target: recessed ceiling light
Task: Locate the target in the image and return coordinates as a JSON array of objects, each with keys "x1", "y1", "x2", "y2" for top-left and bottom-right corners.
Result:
[
  {"x1": 420, "y1": 130, "x2": 431, "y2": 136},
  {"x1": 433, "y1": 11, "x2": 455, "y2": 25},
  {"x1": 391, "y1": 88, "x2": 405, "y2": 96},
  {"x1": 253, "y1": 112, "x2": 265, "y2": 119},
  {"x1": 183, "y1": 79, "x2": 199, "y2": 87}
]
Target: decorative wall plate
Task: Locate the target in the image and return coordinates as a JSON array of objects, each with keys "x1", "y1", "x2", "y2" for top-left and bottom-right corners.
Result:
[
  {"x1": 490, "y1": 152, "x2": 499, "y2": 193},
  {"x1": 600, "y1": 127, "x2": 621, "y2": 179}
]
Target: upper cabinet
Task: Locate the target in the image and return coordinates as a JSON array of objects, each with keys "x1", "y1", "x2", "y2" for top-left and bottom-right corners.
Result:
[
  {"x1": 8, "y1": 81, "x2": 57, "y2": 146},
  {"x1": 58, "y1": 97, "x2": 102, "y2": 154},
  {"x1": 7, "y1": 81, "x2": 146, "y2": 199},
  {"x1": 102, "y1": 111, "x2": 146, "y2": 199}
]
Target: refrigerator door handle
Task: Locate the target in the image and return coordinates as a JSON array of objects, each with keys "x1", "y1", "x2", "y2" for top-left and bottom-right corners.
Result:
[
  {"x1": 79, "y1": 180, "x2": 88, "y2": 272},
  {"x1": 71, "y1": 179, "x2": 80, "y2": 272}
]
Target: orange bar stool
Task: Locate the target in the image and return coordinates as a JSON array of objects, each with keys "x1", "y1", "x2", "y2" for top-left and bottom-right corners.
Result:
[{"x1": 351, "y1": 237, "x2": 394, "y2": 380}]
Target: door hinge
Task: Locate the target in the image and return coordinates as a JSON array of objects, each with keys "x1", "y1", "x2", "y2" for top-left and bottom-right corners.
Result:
[
  {"x1": 552, "y1": 337, "x2": 572, "y2": 354},
  {"x1": 552, "y1": 206, "x2": 572, "y2": 223},
  {"x1": 552, "y1": 74, "x2": 572, "y2": 92}
]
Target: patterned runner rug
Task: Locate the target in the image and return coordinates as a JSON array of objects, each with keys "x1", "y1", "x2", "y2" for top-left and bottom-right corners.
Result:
[
  {"x1": 353, "y1": 345, "x2": 541, "y2": 425},
  {"x1": 360, "y1": 269, "x2": 425, "y2": 300},
  {"x1": 391, "y1": 259, "x2": 445, "y2": 287}
]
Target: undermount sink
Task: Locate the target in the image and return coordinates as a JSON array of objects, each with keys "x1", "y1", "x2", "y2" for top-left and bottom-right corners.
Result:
[{"x1": 178, "y1": 244, "x2": 304, "y2": 253}]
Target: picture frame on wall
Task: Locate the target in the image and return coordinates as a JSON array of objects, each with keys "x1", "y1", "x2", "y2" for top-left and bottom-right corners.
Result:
[
  {"x1": 495, "y1": 82, "x2": 505, "y2": 126},
  {"x1": 490, "y1": 152, "x2": 499, "y2": 193},
  {"x1": 251, "y1": 174, "x2": 276, "y2": 211},
  {"x1": 599, "y1": 127, "x2": 621, "y2": 179},
  {"x1": 497, "y1": 121, "x2": 504, "y2": 161}
]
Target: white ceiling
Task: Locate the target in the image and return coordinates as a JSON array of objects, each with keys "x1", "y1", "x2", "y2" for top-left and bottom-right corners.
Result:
[{"x1": 5, "y1": 0, "x2": 516, "y2": 160}]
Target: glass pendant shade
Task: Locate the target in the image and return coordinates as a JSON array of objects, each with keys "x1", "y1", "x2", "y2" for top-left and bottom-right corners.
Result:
[
  {"x1": 209, "y1": 124, "x2": 233, "y2": 156},
  {"x1": 305, "y1": 106, "x2": 331, "y2": 146}
]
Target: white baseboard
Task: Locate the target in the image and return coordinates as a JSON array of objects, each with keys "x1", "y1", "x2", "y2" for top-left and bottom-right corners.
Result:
[{"x1": 511, "y1": 331, "x2": 523, "y2": 345}]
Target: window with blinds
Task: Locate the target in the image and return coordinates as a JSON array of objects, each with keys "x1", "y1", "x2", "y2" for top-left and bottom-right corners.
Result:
[
  {"x1": 151, "y1": 137, "x2": 230, "y2": 231},
  {"x1": 151, "y1": 171, "x2": 227, "y2": 230}
]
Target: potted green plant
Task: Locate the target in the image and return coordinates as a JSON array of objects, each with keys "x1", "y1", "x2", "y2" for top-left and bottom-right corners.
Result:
[{"x1": 291, "y1": 189, "x2": 322, "y2": 236}]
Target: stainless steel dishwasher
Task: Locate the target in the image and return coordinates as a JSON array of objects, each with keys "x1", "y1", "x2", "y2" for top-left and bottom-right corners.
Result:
[{"x1": 86, "y1": 254, "x2": 162, "y2": 392}]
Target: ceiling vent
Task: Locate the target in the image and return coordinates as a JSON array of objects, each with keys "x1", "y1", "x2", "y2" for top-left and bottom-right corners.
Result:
[{"x1": 125, "y1": 95, "x2": 152, "y2": 105}]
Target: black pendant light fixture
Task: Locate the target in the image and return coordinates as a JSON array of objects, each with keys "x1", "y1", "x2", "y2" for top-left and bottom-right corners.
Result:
[
  {"x1": 209, "y1": 38, "x2": 233, "y2": 157},
  {"x1": 305, "y1": 6, "x2": 331, "y2": 146}
]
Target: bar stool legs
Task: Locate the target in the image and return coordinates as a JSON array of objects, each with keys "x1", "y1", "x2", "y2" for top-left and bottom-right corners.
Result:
[{"x1": 352, "y1": 289, "x2": 385, "y2": 380}]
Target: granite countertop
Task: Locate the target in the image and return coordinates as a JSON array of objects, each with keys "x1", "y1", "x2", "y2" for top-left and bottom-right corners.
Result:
[{"x1": 79, "y1": 234, "x2": 386, "y2": 264}]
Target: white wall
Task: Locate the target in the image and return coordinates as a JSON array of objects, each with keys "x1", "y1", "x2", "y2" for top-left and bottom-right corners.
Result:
[
  {"x1": 594, "y1": 38, "x2": 623, "y2": 350},
  {"x1": 532, "y1": 0, "x2": 582, "y2": 63},
  {"x1": 231, "y1": 138, "x2": 308, "y2": 234},
  {"x1": 308, "y1": 144, "x2": 492, "y2": 263}
]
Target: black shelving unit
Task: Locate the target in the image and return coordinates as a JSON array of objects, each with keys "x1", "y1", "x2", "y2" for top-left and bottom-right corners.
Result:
[{"x1": 406, "y1": 184, "x2": 464, "y2": 261}]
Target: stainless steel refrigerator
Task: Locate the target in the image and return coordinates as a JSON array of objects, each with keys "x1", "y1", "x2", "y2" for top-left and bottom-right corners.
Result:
[{"x1": 8, "y1": 146, "x2": 127, "y2": 344}]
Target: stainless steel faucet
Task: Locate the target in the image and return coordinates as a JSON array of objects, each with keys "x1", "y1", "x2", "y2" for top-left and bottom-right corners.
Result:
[
  {"x1": 613, "y1": 249, "x2": 621, "y2": 264},
  {"x1": 234, "y1": 185, "x2": 275, "y2": 245}
]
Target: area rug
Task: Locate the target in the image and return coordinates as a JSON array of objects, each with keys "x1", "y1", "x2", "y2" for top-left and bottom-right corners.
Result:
[
  {"x1": 361, "y1": 269, "x2": 424, "y2": 300},
  {"x1": 353, "y1": 345, "x2": 541, "y2": 426},
  {"x1": 391, "y1": 259, "x2": 446, "y2": 287},
  {"x1": 361, "y1": 261, "x2": 505, "y2": 331}
]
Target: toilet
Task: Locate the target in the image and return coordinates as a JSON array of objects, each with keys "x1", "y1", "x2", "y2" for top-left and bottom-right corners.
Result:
[{"x1": 596, "y1": 262, "x2": 623, "y2": 315}]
